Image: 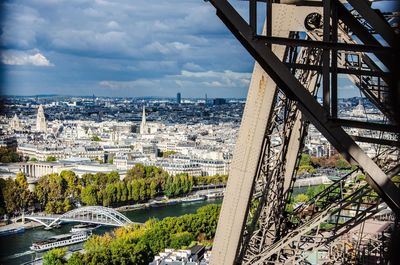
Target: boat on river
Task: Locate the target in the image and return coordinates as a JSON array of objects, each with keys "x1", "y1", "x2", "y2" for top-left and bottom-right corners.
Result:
[
  {"x1": 181, "y1": 195, "x2": 206, "y2": 203},
  {"x1": 30, "y1": 231, "x2": 92, "y2": 252},
  {"x1": 70, "y1": 223, "x2": 100, "y2": 233}
]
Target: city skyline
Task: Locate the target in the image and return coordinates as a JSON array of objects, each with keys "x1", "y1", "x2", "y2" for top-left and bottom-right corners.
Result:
[
  {"x1": 0, "y1": 0, "x2": 253, "y2": 98},
  {"x1": 0, "y1": 0, "x2": 365, "y2": 99}
]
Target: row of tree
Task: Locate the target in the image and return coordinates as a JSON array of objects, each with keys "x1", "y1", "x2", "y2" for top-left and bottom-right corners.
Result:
[
  {"x1": 43, "y1": 204, "x2": 221, "y2": 265},
  {"x1": 0, "y1": 164, "x2": 228, "y2": 215},
  {"x1": 297, "y1": 153, "x2": 352, "y2": 175}
]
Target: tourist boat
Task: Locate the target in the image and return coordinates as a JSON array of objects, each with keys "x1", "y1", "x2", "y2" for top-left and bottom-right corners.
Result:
[
  {"x1": 181, "y1": 195, "x2": 206, "y2": 203},
  {"x1": 206, "y1": 192, "x2": 224, "y2": 199},
  {"x1": 70, "y1": 223, "x2": 100, "y2": 233},
  {"x1": 30, "y1": 231, "x2": 92, "y2": 252},
  {"x1": 0, "y1": 227, "x2": 25, "y2": 237}
]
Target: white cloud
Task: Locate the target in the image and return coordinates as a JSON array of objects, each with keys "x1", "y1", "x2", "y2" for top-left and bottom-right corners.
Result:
[
  {"x1": 99, "y1": 69, "x2": 251, "y2": 92},
  {"x1": 2, "y1": 51, "x2": 54, "y2": 67},
  {"x1": 183, "y1": 62, "x2": 203, "y2": 72}
]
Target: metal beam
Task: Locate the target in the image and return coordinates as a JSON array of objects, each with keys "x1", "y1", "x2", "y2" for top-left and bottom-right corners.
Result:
[
  {"x1": 351, "y1": 135, "x2": 400, "y2": 147},
  {"x1": 332, "y1": 118, "x2": 398, "y2": 133},
  {"x1": 255, "y1": 35, "x2": 393, "y2": 53},
  {"x1": 209, "y1": 0, "x2": 400, "y2": 213},
  {"x1": 347, "y1": 0, "x2": 398, "y2": 47},
  {"x1": 335, "y1": 0, "x2": 394, "y2": 70},
  {"x1": 284, "y1": 62, "x2": 391, "y2": 77}
]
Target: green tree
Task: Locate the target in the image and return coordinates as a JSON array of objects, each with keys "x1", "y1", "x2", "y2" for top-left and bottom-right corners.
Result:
[
  {"x1": 299, "y1": 153, "x2": 312, "y2": 166},
  {"x1": 46, "y1": 156, "x2": 57, "y2": 162},
  {"x1": 169, "y1": 231, "x2": 194, "y2": 249},
  {"x1": 336, "y1": 158, "x2": 351, "y2": 169},
  {"x1": 66, "y1": 252, "x2": 84, "y2": 265},
  {"x1": 43, "y1": 248, "x2": 67, "y2": 265},
  {"x1": 294, "y1": 193, "x2": 309, "y2": 203},
  {"x1": 81, "y1": 185, "x2": 98, "y2": 205},
  {"x1": 149, "y1": 180, "x2": 157, "y2": 198},
  {"x1": 91, "y1": 135, "x2": 101, "y2": 142},
  {"x1": 0, "y1": 147, "x2": 21, "y2": 163}
]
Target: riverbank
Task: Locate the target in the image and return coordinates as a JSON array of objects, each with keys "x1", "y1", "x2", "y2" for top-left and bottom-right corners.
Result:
[
  {"x1": 0, "y1": 221, "x2": 43, "y2": 233},
  {"x1": 115, "y1": 189, "x2": 224, "y2": 212},
  {"x1": 0, "y1": 199, "x2": 223, "y2": 265}
]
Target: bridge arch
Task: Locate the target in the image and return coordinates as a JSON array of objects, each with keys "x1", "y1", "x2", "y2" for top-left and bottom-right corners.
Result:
[{"x1": 16, "y1": 206, "x2": 134, "y2": 228}]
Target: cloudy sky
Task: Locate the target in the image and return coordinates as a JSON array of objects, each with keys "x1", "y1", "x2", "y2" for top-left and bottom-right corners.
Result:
[
  {"x1": 1, "y1": 0, "x2": 380, "y2": 98},
  {"x1": 1, "y1": 0, "x2": 255, "y2": 98}
]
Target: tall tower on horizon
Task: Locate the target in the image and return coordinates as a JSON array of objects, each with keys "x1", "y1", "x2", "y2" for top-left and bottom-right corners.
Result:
[
  {"x1": 36, "y1": 105, "x2": 47, "y2": 133},
  {"x1": 140, "y1": 105, "x2": 147, "y2": 135},
  {"x1": 177, "y1": 92, "x2": 181, "y2": 104}
]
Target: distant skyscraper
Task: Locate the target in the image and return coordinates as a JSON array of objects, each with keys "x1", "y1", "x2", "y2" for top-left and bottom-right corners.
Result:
[
  {"x1": 140, "y1": 105, "x2": 148, "y2": 135},
  {"x1": 177, "y1": 93, "x2": 181, "y2": 104},
  {"x1": 36, "y1": 105, "x2": 47, "y2": 132}
]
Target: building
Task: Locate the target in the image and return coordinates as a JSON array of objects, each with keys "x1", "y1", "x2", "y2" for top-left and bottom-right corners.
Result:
[
  {"x1": 156, "y1": 161, "x2": 202, "y2": 177},
  {"x1": 0, "y1": 134, "x2": 18, "y2": 149},
  {"x1": 149, "y1": 245, "x2": 210, "y2": 265},
  {"x1": 177, "y1": 92, "x2": 181, "y2": 104},
  {"x1": 10, "y1": 114, "x2": 21, "y2": 131},
  {"x1": 36, "y1": 105, "x2": 47, "y2": 132}
]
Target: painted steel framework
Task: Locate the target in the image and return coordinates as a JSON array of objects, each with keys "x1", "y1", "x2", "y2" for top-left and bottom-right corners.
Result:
[
  {"x1": 204, "y1": 0, "x2": 399, "y2": 264},
  {"x1": 15, "y1": 206, "x2": 134, "y2": 228}
]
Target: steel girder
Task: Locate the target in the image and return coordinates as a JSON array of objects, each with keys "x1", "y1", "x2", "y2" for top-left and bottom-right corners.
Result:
[{"x1": 205, "y1": 1, "x2": 400, "y2": 264}]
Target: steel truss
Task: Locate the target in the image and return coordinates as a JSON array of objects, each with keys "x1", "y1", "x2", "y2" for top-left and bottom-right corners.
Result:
[
  {"x1": 16, "y1": 206, "x2": 134, "y2": 228},
  {"x1": 205, "y1": 0, "x2": 400, "y2": 264}
]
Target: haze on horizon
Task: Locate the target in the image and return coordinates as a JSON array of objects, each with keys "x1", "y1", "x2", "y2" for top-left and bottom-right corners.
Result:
[{"x1": 0, "y1": 0, "x2": 362, "y2": 99}]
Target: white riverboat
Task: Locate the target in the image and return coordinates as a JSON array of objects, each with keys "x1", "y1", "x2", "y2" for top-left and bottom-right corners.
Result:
[
  {"x1": 30, "y1": 231, "x2": 92, "y2": 252},
  {"x1": 181, "y1": 195, "x2": 206, "y2": 203},
  {"x1": 70, "y1": 223, "x2": 100, "y2": 233}
]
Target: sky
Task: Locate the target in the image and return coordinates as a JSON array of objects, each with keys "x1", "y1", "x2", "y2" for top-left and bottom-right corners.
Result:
[
  {"x1": 1, "y1": 0, "x2": 254, "y2": 98},
  {"x1": 1, "y1": 0, "x2": 389, "y2": 98}
]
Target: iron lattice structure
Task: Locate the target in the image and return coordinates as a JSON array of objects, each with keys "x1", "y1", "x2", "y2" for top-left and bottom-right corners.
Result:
[{"x1": 204, "y1": 0, "x2": 400, "y2": 264}]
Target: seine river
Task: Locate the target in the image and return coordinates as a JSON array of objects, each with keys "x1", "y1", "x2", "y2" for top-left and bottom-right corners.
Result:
[{"x1": 0, "y1": 199, "x2": 222, "y2": 265}]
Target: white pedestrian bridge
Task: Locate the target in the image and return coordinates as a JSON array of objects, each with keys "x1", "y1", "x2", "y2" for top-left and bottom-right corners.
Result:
[{"x1": 14, "y1": 206, "x2": 138, "y2": 228}]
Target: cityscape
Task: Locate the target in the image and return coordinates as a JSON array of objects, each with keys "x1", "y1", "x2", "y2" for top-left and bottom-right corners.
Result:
[
  {"x1": 0, "y1": 93, "x2": 395, "y2": 264},
  {"x1": 0, "y1": 0, "x2": 398, "y2": 265}
]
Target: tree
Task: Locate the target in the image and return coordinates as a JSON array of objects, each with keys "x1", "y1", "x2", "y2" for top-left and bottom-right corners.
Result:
[
  {"x1": 299, "y1": 153, "x2": 312, "y2": 167},
  {"x1": 15, "y1": 172, "x2": 28, "y2": 189},
  {"x1": 91, "y1": 135, "x2": 101, "y2": 142},
  {"x1": 294, "y1": 193, "x2": 309, "y2": 203},
  {"x1": 66, "y1": 252, "x2": 84, "y2": 265},
  {"x1": 162, "y1": 150, "x2": 177, "y2": 158},
  {"x1": 336, "y1": 158, "x2": 351, "y2": 169},
  {"x1": 43, "y1": 248, "x2": 67, "y2": 265},
  {"x1": 392, "y1": 175, "x2": 400, "y2": 188},
  {"x1": 149, "y1": 181, "x2": 157, "y2": 198},
  {"x1": 46, "y1": 156, "x2": 57, "y2": 162},
  {"x1": 0, "y1": 147, "x2": 21, "y2": 163},
  {"x1": 81, "y1": 185, "x2": 98, "y2": 205},
  {"x1": 169, "y1": 232, "x2": 194, "y2": 249}
]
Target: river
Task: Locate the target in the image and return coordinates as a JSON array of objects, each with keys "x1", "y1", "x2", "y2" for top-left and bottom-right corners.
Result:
[{"x1": 0, "y1": 199, "x2": 222, "y2": 265}]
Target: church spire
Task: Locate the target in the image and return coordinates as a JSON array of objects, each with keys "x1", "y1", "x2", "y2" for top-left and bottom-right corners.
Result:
[
  {"x1": 140, "y1": 105, "x2": 147, "y2": 135},
  {"x1": 142, "y1": 105, "x2": 146, "y2": 124}
]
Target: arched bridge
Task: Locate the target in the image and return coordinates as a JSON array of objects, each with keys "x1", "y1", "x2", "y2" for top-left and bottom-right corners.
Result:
[{"x1": 14, "y1": 206, "x2": 138, "y2": 228}]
